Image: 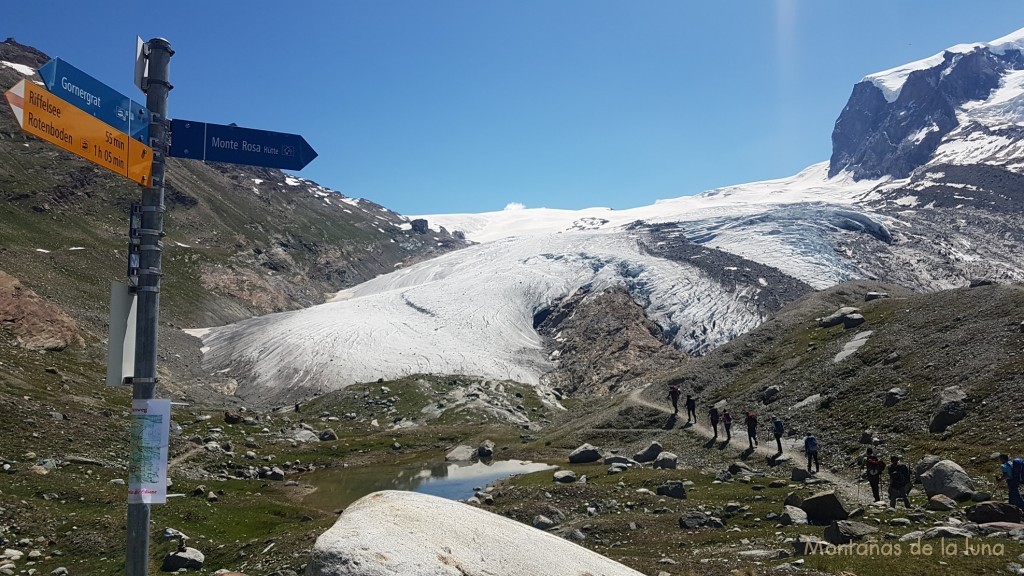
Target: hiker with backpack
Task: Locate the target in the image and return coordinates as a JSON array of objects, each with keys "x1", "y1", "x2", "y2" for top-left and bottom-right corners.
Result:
[
  {"x1": 744, "y1": 412, "x2": 758, "y2": 449},
  {"x1": 667, "y1": 385, "x2": 681, "y2": 415},
  {"x1": 887, "y1": 455, "x2": 912, "y2": 509},
  {"x1": 803, "y1": 433, "x2": 820, "y2": 473},
  {"x1": 685, "y1": 394, "x2": 697, "y2": 424},
  {"x1": 709, "y1": 406, "x2": 721, "y2": 438},
  {"x1": 722, "y1": 409, "x2": 733, "y2": 441},
  {"x1": 864, "y1": 448, "x2": 886, "y2": 503},
  {"x1": 771, "y1": 416, "x2": 784, "y2": 455},
  {"x1": 997, "y1": 454, "x2": 1024, "y2": 510}
]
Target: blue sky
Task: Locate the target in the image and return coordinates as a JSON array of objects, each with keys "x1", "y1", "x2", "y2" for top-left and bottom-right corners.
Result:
[{"x1": 5, "y1": 1, "x2": 1024, "y2": 214}]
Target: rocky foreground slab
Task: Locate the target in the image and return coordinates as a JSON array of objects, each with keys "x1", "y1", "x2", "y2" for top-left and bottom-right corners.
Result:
[{"x1": 307, "y1": 490, "x2": 645, "y2": 576}]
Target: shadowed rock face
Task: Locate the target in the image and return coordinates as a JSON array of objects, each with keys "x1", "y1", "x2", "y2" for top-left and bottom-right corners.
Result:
[
  {"x1": 307, "y1": 490, "x2": 644, "y2": 576},
  {"x1": 830, "y1": 47, "x2": 1024, "y2": 180},
  {"x1": 0, "y1": 271, "x2": 81, "y2": 351}
]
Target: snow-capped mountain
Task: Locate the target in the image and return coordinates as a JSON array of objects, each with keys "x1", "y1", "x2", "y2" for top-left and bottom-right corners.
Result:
[{"x1": 191, "y1": 28, "x2": 1024, "y2": 406}]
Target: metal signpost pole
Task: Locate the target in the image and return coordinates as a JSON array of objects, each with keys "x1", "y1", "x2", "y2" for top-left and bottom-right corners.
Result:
[{"x1": 126, "y1": 37, "x2": 172, "y2": 576}]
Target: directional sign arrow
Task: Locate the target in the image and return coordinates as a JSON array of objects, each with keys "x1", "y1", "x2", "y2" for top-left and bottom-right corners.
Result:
[
  {"x1": 169, "y1": 119, "x2": 317, "y2": 171},
  {"x1": 38, "y1": 58, "x2": 150, "y2": 143},
  {"x1": 4, "y1": 80, "x2": 153, "y2": 185}
]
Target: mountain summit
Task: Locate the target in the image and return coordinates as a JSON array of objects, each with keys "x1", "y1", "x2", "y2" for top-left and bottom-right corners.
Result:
[{"x1": 830, "y1": 27, "x2": 1024, "y2": 179}]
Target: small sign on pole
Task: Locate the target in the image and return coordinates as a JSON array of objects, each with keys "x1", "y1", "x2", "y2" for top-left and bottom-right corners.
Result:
[
  {"x1": 105, "y1": 281, "x2": 137, "y2": 387},
  {"x1": 127, "y1": 398, "x2": 171, "y2": 504}
]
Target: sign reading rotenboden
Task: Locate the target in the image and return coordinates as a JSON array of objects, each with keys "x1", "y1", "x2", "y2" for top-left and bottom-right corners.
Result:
[{"x1": 4, "y1": 79, "x2": 152, "y2": 185}]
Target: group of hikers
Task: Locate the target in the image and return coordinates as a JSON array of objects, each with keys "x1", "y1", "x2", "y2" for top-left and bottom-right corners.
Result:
[{"x1": 666, "y1": 385, "x2": 1024, "y2": 510}]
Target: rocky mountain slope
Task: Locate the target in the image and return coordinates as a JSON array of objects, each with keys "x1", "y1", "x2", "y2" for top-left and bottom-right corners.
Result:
[{"x1": 0, "y1": 38, "x2": 466, "y2": 401}]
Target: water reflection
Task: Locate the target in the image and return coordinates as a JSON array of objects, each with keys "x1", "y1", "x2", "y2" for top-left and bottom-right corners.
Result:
[{"x1": 304, "y1": 459, "x2": 554, "y2": 511}]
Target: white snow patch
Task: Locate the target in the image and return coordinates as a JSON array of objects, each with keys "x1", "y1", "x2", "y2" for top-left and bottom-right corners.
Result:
[
  {"x1": 174, "y1": 242, "x2": 192, "y2": 248},
  {"x1": 834, "y1": 331, "x2": 874, "y2": 363},
  {"x1": 341, "y1": 197, "x2": 361, "y2": 207},
  {"x1": 68, "y1": 247, "x2": 85, "y2": 251},
  {"x1": 35, "y1": 249, "x2": 50, "y2": 253},
  {"x1": 757, "y1": 278, "x2": 768, "y2": 287},
  {"x1": 252, "y1": 178, "x2": 264, "y2": 185},
  {"x1": 1, "y1": 61, "x2": 36, "y2": 76},
  {"x1": 892, "y1": 196, "x2": 919, "y2": 207},
  {"x1": 398, "y1": 223, "x2": 412, "y2": 231},
  {"x1": 284, "y1": 177, "x2": 302, "y2": 186}
]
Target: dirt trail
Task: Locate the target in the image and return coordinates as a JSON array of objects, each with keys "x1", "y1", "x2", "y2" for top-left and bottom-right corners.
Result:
[{"x1": 628, "y1": 385, "x2": 873, "y2": 507}]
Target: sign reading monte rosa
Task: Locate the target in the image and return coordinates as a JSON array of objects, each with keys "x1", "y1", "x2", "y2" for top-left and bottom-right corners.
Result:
[
  {"x1": 4, "y1": 80, "x2": 152, "y2": 185},
  {"x1": 38, "y1": 57, "x2": 151, "y2": 142},
  {"x1": 169, "y1": 118, "x2": 317, "y2": 170}
]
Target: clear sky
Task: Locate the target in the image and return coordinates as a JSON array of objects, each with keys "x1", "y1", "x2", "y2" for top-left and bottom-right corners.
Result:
[{"x1": 4, "y1": 1, "x2": 1024, "y2": 215}]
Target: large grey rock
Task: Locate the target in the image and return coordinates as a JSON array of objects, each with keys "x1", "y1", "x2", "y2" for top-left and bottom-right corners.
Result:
[
  {"x1": 929, "y1": 386, "x2": 967, "y2": 433},
  {"x1": 656, "y1": 481, "x2": 687, "y2": 500},
  {"x1": 884, "y1": 388, "x2": 905, "y2": 407},
  {"x1": 568, "y1": 444, "x2": 602, "y2": 464},
  {"x1": 823, "y1": 520, "x2": 878, "y2": 544},
  {"x1": 792, "y1": 534, "x2": 823, "y2": 555},
  {"x1": 319, "y1": 429, "x2": 338, "y2": 441},
  {"x1": 604, "y1": 455, "x2": 635, "y2": 466},
  {"x1": 784, "y1": 492, "x2": 804, "y2": 507},
  {"x1": 445, "y1": 445, "x2": 475, "y2": 462},
  {"x1": 926, "y1": 494, "x2": 958, "y2": 511},
  {"x1": 161, "y1": 547, "x2": 204, "y2": 571},
  {"x1": 780, "y1": 505, "x2": 808, "y2": 526},
  {"x1": 819, "y1": 307, "x2": 860, "y2": 328},
  {"x1": 914, "y1": 455, "x2": 941, "y2": 480},
  {"x1": 307, "y1": 491, "x2": 644, "y2": 576},
  {"x1": 920, "y1": 460, "x2": 975, "y2": 501},
  {"x1": 679, "y1": 511, "x2": 722, "y2": 529},
  {"x1": 965, "y1": 502, "x2": 1023, "y2": 524},
  {"x1": 633, "y1": 442, "x2": 663, "y2": 463},
  {"x1": 553, "y1": 470, "x2": 577, "y2": 483},
  {"x1": 652, "y1": 452, "x2": 677, "y2": 470},
  {"x1": 728, "y1": 461, "x2": 754, "y2": 475},
  {"x1": 288, "y1": 429, "x2": 319, "y2": 443},
  {"x1": 477, "y1": 440, "x2": 495, "y2": 459},
  {"x1": 800, "y1": 491, "x2": 850, "y2": 523},
  {"x1": 533, "y1": 515, "x2": 555, "y2": 530}
]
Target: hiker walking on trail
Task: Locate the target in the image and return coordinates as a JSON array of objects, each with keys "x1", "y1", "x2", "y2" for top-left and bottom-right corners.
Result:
[
  {"x1": 803, "y1": 433, "x2": 820, "y2": 473},
  {"x1": 887, "y1": 455, "x2": 912, "y2": 509},
  {"x1": 709, "y1": 406, "x2": 721, "y2": 438},
  {"x1": 996, "y1": 454, "x2": 1024, "y2": 510},
  {"x1": 744, "y1": 412, "x2": 758, "y2": 449},
  {"x1": 685, "y1": 395, "x2": 697, "y2": 423},
  {"x1": 667, "y1": 385, "x2": 681, "y2": 415},
  {"x1": 771, "y1": 416, "x2": 784, "y2": 455},
  {"x1": 864, "y1": 448, "x2": 886, "y2": 503},
  {"x1": 722, "y1": 409, "x2": 733, "y2": 441}
]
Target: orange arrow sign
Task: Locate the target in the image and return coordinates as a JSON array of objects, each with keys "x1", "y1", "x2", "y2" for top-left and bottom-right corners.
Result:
[{"x1": 4, "y1": 79, "x2": 152, "y2": 185}]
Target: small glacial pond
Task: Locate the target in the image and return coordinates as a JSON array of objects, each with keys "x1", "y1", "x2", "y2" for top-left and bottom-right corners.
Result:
[{"x1": 303, "y1": 459, "x2": 554, "y2": 511}]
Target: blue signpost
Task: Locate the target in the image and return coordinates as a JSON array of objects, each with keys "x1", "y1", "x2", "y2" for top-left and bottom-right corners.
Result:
[
  {"x1": 38, "y1": 58, "x2": 150, "y2": 142},
  {"x1": 169, "y1": 119, "x2": 318, "y2": 170}
]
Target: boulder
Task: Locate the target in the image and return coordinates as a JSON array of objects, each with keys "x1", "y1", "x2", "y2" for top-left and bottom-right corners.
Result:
[
  {"x1": 652, "y1": 452, "x2": 678, "y2": 470},
  {"x1": 288, "y1": 429, "x2": 319, "y2": 443},
  {"x1": 841, "y1": 314, "x2": 865, "y2": 329},
  {"x1": 929, "y1": 386, "x2": 967, "y2": 433},
  {"x1": 604, "y1": 455, "x2": 635, "y2": 466},
  {"x1": 792, "y1": 534, "x2": 823, "y2": 555},
  {"x1": 972, "y1": 491, "x2": 993, "y2": 502},
  {"x1": 656, "y1": 481, "x2": 687, "y2": 500},
  {"x1": 568, "y1": 444, "x2": 602, "y2": 464},
  {"x1": 784, "y1": 492, "x2": 804, "y2": 507},
  {"x1": 533, "y1": 515, "x2": 555, "y2": 530},
  {"x1": 445, "y1": 445, "x2": 475, "y2": 462},
  {"x1": 792, "y1": 467, "x2": 812, "y2": 482},
  {"x1": 679, "y1": 511, "x2": 722, "y2": 529},
  {"x1": 319, "y1": 429, "x2": 338, "y2": 441},
  {"x1": 307, "y1": 491, "x2": 645, "y2": 575},
  {"x1": 800, "y1": 491, "x2": 850, "y2": 523},
  {"x1": 762, "y1": 385, "x2": 781, "y2": 403},
  {"x1": 633, "y1": 442, "x2": 662, "y2": 463},
  {"x1": 965, "y1": 502, "x2": 1023, "y2": 524},
  {"x1": 884, "y1": 388, "x2": 905, "y2": 407},
  {"x1": 714, "y1": 470, "x2": 733, "y2": 482},
  {"x1": 920, "y1": 460, "x2": 975, "y2": 501},
  {"x1": 780, "y1": 505, "x2": 808, "y2": 526},
  {"x1": 823, "y1": 520, "x2": 878, "y2": 545},
  {"x1": 926, "y1": 494, "x2": 958, "y2": 511},
  {"x1": 553, "y1": 470, "x2": 577, "y2": 483},
  {"x1": 161, "y1": 547, "x2": 205, "y2": 571},
  {"x1": 477, "y1": 440, "x2": 495, "y2": 459},
  {"x1": 728, "y1": 462, "x2": 754, "y2": 475},
  {"x1": 864, "y1": 292, "x2": 889, "y2": 301},
  {"x1": 914, "y1": 455, "x2": 941, "y2": 480},
  {"x1": 818, "y1": 307, "x2": 860, "y2": 328}
]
